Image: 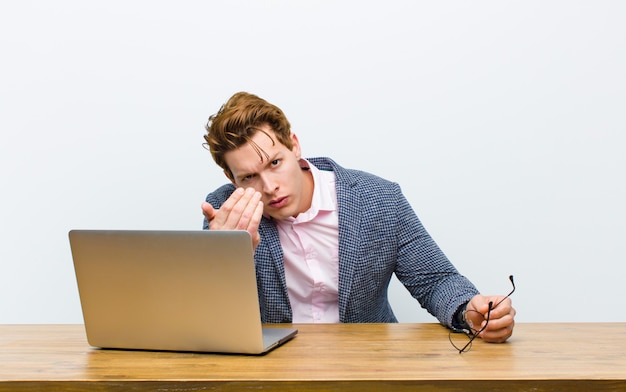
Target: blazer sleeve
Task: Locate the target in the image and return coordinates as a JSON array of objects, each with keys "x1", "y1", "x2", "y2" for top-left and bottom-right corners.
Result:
[{"x1": 391, "y1": 183, "x2": 479, "y2": 328}]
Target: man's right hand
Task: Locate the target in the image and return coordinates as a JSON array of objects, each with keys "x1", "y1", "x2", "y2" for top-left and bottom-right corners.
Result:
[{"x1": 201, "y1": 187, "x2": 264, "y2": 249}]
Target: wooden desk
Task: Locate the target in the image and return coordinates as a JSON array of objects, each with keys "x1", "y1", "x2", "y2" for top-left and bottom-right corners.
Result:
[{"x1": 1, "y1": 323, "x2": 625, "y2": 391}]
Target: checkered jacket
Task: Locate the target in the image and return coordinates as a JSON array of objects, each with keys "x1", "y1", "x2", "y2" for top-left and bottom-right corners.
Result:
[{"x1": 203, "y1": 157, "x2": 479, "y2": 327}]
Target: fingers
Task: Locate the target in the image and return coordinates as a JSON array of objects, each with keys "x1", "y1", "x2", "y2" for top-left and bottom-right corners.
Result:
[
  {"x1": 201, "y1": 201, "x2": 217, "y2": 222},
  {"x1": 248, "y1": 198, "x2": 264, "y2": 232},
  {"x1": 466, "y1": 295, "x2": 516, "y2": 343},
  {"x1": 480, "y1": 311, "x2": 515, "y2": 343},
  {"x1": 469, "y1": 296, "x2": 513, "y2": 318},
  {"x1": 203, "y1": 188, "x2": 264, "y2": 249}
]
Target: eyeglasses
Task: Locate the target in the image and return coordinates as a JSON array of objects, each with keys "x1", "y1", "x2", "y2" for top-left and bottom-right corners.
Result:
[{"x1": 449, "y1": 275, "x2": 516, "y2": 353}]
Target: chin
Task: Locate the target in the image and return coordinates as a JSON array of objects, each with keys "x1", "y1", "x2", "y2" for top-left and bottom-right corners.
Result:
[{"x1": 268, "y1": 207, "x2": 297, "y2": 221}]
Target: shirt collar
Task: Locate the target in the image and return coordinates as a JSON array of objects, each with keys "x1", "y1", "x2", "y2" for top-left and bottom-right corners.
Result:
[{"x1": 288, "y1": 159, "x2": 337, "y2": 223}]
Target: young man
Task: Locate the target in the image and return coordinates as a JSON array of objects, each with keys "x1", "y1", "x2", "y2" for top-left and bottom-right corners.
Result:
[{"x1": 202, "y1": 92, "x2": 515, "y2": 343}]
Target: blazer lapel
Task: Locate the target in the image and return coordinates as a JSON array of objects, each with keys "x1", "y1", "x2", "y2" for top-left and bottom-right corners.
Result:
[{"x1": 335, "y1": 173, "x2": 362, "y2": 322}]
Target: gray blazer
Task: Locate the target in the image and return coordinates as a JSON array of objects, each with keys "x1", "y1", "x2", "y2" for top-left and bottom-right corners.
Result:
[{"x1": 204, "y1": 157, "x2": 479, "y2": 327}]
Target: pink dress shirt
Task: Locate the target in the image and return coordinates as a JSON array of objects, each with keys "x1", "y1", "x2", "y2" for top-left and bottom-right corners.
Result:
[{"x1": 275, "y1": 161, "x2": 339, "y2": 323}]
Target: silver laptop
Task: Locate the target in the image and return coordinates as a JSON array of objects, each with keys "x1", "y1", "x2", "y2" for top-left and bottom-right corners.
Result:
[{"x1": 69, "y1": 229, "x2": 297, "y2": 354}]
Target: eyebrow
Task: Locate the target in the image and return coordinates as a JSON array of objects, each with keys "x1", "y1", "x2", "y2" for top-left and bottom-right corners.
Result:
[{"x1": 235, "y1": 151, "x2": 281, "y2": 182}]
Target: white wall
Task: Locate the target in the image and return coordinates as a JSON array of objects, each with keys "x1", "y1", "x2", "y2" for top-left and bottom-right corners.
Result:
[{"x1": 1, "y1": 1, "x2": 624, "y2": 324}]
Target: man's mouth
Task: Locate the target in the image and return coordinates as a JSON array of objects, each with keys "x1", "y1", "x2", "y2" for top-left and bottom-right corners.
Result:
[{"x1": 268, "y1": 196, "x2": 288, "y2": 209}]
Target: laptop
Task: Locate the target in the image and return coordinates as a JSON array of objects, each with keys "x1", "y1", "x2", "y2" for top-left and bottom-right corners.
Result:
[{"x1": 68, "y1": 229, "x2": 297, "y2": 354}]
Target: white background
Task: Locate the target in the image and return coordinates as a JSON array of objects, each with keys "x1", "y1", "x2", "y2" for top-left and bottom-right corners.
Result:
[{"x1": 1, "y1": 1, "x2": 624, "y2": 324}]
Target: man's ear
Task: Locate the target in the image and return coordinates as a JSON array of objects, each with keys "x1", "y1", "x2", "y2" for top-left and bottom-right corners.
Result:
[{"x1": 291, "y1": 133, "x2": 302, "y2": 159}]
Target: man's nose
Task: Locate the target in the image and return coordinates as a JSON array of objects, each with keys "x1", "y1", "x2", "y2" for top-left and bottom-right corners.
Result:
[{"x1": 259, "y1": 173, "x2": 278, "y2": 194}]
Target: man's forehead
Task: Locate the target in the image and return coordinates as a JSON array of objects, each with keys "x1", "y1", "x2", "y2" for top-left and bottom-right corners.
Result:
[
  {"x1": 247, "y1": 128, "x2": 278, "y2": 161},
  {"x1": 226, "y1": 130, "x2": 279, "y2": 172},
  {"x1": 251, "y1": 127, "x2": 277, "y2": 147}
]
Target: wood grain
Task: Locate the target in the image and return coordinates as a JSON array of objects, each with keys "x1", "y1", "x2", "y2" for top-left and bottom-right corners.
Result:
[{"x1": 1, "y1": 323, "x2": 625, "y2": 391}]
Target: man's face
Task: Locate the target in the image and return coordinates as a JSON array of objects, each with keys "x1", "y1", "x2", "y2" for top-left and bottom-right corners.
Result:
[{"x1": 223, "y1": 125, "x2": 311, "y2": 220}]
